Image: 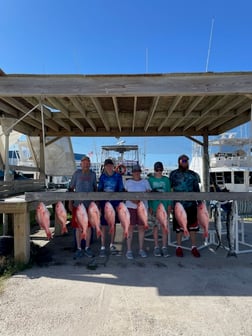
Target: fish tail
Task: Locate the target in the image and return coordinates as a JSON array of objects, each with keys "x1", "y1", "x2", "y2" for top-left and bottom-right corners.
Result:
[
  {"x1": 61, "y1": 226, "x2": 68, "y2": 234},
  {"x1": 46, "y1": 230, "x2": 52, "y2": 240},
  {"x1": 96, "y1": 228, "x2": 102, "y2": 237},
  {"x1": 80, "y1": 232, "x2": 86, "y2": 240}
]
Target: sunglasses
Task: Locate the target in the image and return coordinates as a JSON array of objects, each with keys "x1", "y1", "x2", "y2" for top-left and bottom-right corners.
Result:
[
  {"x1": 155, "y1": 169, "x2": 163, "y2": 172},
  {"x1": 180, "y1": 159, "x2": 188, "y2": 163}
]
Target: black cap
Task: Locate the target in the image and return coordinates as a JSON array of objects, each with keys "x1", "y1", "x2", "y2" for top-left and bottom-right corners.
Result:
[
  {"x1": 154, "y1": 161, "x2": 164, "y2": 171},
  {"x1": 178, "y1": 154, "x2": 189, "y2": 162},
  {"x1": 104, "y1": 159, "x2": 114, "y2": 166},
  {"x1": 132, "y1": 164, "x2": 142, "y2": 172}
]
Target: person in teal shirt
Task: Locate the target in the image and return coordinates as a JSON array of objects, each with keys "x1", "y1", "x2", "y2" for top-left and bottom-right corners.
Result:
[{"x1": 148, "y1": 161, "x2": 172, "y2": 257}]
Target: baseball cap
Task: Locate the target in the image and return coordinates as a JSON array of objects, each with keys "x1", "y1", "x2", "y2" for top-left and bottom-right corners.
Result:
[
  {"x1": 104, "y1": 158, "x2": 114, "y2": 166},
  {"x1": 178, "y1": 154, "x2": 189, "y2": 162},
  {"x1": 132, "y1": 164, "x2": 142, "y2": 172},
  {"x1": 154, "y1": 161, "x2": 164, "y2": 171},
  {"x1": 81, "y1": 156, "x2": 90, "y2": 162}
]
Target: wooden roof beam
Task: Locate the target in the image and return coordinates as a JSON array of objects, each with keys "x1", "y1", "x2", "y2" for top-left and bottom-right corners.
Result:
[
  {"x1": 90, "y1": 97, "x2": 110, "y2": 132},
  {"x1": 0, "y1": 97, "x2": 42, "y2": 129},
  {"x1": 112, "y1": 96, "x2": 121, "y2": 132},
  {"x1": 183, "y1": 96, "x2": 228, "y2": 131},
  {"x1": 197, "y1": 96, "x2": 248, "y2": 131},
  {"x1": 158, "y1": 95, "x2": 182, "y2": 131},
  {"x1": 24, "y1": 97, "x2": 60, "y2": 132},
  {"x1": 69, "y1": 97, "x2": 97, "y2": 132},
  {"x1": 144, "y1": 96, "x2": 159, "y2": 132},
  {"x1": 46, "y1": 97, "x2": 78, "y2": 132},
  {"x1": 208, "y1": 101, "x2": 251, "y2": 131},
  {"x1": 170, "y1": 96, "x2": 204, "y2": 131},
  {"x1": 132, "y1": 96, "x2": 137, "y2": 132}
]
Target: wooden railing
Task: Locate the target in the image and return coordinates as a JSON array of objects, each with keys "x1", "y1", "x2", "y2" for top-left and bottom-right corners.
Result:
[
  {"x1": 0, "y1": 179, "x2": 46, "y2": 198},
  {"x1": 1, "y1": 191, "x2": 252, "y2": 264}
]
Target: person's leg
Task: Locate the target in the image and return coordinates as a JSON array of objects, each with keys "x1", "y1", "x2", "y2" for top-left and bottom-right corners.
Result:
[
  {"x1": 85, "y1": 227, "x2": 91, "y2": 248},
  {"x1": 75, "y1": 228, "x2": 82, "y2": 250},
  {"x1": 101, "y1": 225, "x2": 106, "y2": 248},
  {"x1": 84, "y1": 227, "x2": 94, "y2": 257},
  {"x1": 153, "y1": 225, "x2": 161, "y2": 256},
  {"x1": 138, "y1": 225, "x2": 145, "y2": 250},
  {"x1": 190, "y1": 231, "x2": 197, "y2": 246},
  {"x1": 73, "y1": 228, "x2": 83, "y2": 259},
  {"x1": 153, "y1": 225, "x2": 159, "y2": 248},
  {"x1": 127, "y1": 225, "x2": 134, "y2": 252},
  {"x1": 161, "y1": 228, "x2": 168, "y2": 248},
  {"x1": 176, "y1": 231, "x2": 182, "y2": 246},
  {"x1": 110, "y1": 224, "x2": 116, "y2": 246}
]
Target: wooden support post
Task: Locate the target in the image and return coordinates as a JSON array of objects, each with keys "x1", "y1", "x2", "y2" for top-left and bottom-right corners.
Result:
[{"x1": 13, "y1": 210, "x2": 30, "y2": 264}]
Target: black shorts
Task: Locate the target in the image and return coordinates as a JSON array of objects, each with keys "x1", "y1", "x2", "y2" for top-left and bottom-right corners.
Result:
[{"x1": 173, "y1": 203, "x2": 199, "y2": 233}]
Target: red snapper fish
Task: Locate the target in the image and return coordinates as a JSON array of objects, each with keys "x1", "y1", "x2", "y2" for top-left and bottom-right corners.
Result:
[
  {"x1": 88, "y1": 201, "x2": 101, "y2": 237},
  {"x1": 117, "y1": 202, "x2": 130, "y2": 238},
  {"x1": 104, "y1": 201, "x2": 116, "y2": 235},
  {"x1": 197, "y1": 202, "x2": 209, "y2": 238},
  {"x1": 55, "y1": 201, "x2": 68, "y2": 234},
  {"x1": 174, "y1": 202, "x2": 189, "y2": 237},
  {"x1": 156, "y1": 203, "x2": 169, "y2": 233},
  {"x1": 36, "y1": 202, "x2": 52, "y2": 239},
  {"x1": 137, "y1": 201, "x2": 149, "y2": 230},
  {"x1": 76, "y1": 203, "x2": 89, "y2": 240}
]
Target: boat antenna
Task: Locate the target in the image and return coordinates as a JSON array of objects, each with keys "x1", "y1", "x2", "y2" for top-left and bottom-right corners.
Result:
[
  {"x1": 205, "y1": 17, "x2": 215, "y2": 72},
  {"x1": 145, "y1": 47, "x2": 148, "y2": 73}
]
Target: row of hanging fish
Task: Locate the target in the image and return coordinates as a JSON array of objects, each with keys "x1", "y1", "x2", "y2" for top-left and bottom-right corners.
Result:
[
  {"x1": 36, "y1": 200, "x2": 210, "y2": 242},
  {"x1": 174, "y1": 201, "x2": 209, "y2": 238},
  {"x1": 35, "y1": 200, "x2": 169, "y2": 240},
  {"x1": 35, "y1": 201, "x2": 68, "y2": 239}
]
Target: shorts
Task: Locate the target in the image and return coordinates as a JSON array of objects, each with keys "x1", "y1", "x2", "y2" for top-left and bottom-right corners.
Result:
[
  {"x1": 148, "y1": 213, "x2": 161, "y2": 229},
  {"x1": 173, "y1": 203, "x2": 199, "y2": 233},
  {"x1": 71, "y1": 206, "x2": 91, "y2": 229},
  {"x1": 128, "y1": 208, "x2": 145, "y2": 226},
  {"x1": 100, "y1": 203, "x2": 119, "y2": 226}
]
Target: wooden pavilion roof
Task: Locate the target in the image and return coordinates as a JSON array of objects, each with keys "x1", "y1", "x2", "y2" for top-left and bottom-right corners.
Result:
[{"x1": 0, "y1": 70, "x2": 252, "y2": 138}]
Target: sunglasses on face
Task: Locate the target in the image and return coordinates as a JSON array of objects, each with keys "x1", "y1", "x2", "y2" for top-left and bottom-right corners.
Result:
[
  {"x1": 155, "y1": 169, "x2": 163, "y2": 172},
  {"x1": 180, "y1": 159, "x2": 188, "y2": 163}
]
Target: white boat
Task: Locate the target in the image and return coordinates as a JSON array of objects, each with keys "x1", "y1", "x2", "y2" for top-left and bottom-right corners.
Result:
[
  {"x1": 100, "y1": 139, "x2": 141, "y2": 180},
  {"x1": 190, "y1": 132, "x2": 252, "y2": 192}
]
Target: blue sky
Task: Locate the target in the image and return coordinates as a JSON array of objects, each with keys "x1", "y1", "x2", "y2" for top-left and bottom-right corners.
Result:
[{"x1": 1, "y1": 0, "x2": 252, "y2": 168}]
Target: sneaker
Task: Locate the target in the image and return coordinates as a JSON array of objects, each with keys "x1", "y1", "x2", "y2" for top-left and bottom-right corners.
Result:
[
  {"x1": 191, "y1": 247, "x2": 200, "y2": 258},
  {"x1": 139, "y1": 249, "x2": 147, "y2": 258},
  {"x1": 153, "y1": 247, "x2": 161, "y2": 257},
  {"x1": 99, "y1": 248, "x2": 106, "y2": 258},
  {"x1": 110, "y1": 245, "x2": 117, "y2": 252},
  {"x1": 73, "y1": 249, "x2": 83, "y2": 260},
  {"x1": 126, "y1": 250, "x2": 134, "y2": 260},
  {"x1": 162, "y1": 247, "x2": 171, "y2": 258},
  {"x1": 176, "y1": 246, "x2": 184, "y2": 257},
  {"x1": 84, "y1": 247, "x2": 93, "y2": 258}
]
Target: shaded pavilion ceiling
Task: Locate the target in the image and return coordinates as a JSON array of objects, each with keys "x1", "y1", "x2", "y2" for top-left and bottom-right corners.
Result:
[{"x1": 0, "y1": 70, "x2": 252, "y2": 138}]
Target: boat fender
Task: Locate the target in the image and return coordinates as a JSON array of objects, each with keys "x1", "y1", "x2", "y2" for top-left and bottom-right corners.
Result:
[{"x1": 115, "y1": 164, "x2": 126, "y2": 175}]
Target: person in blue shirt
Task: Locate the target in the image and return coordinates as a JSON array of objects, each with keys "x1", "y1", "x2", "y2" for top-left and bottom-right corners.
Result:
[
  {"x1": 169, "y1": 154, "x2": 201, "y2": 258},
  {"x1": 98, "y1": 159, "x2": 124, "y2": 257}
]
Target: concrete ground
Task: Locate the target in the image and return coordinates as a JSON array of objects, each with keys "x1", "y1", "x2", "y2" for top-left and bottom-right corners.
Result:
[{"x1": 0, "y1": 221, "x2": 252, "y2": 336}]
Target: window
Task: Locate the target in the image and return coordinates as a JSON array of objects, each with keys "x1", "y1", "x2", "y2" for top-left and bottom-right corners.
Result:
[{"x1": 234, "y1": 171, "x2": 244, "y2": 184}]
